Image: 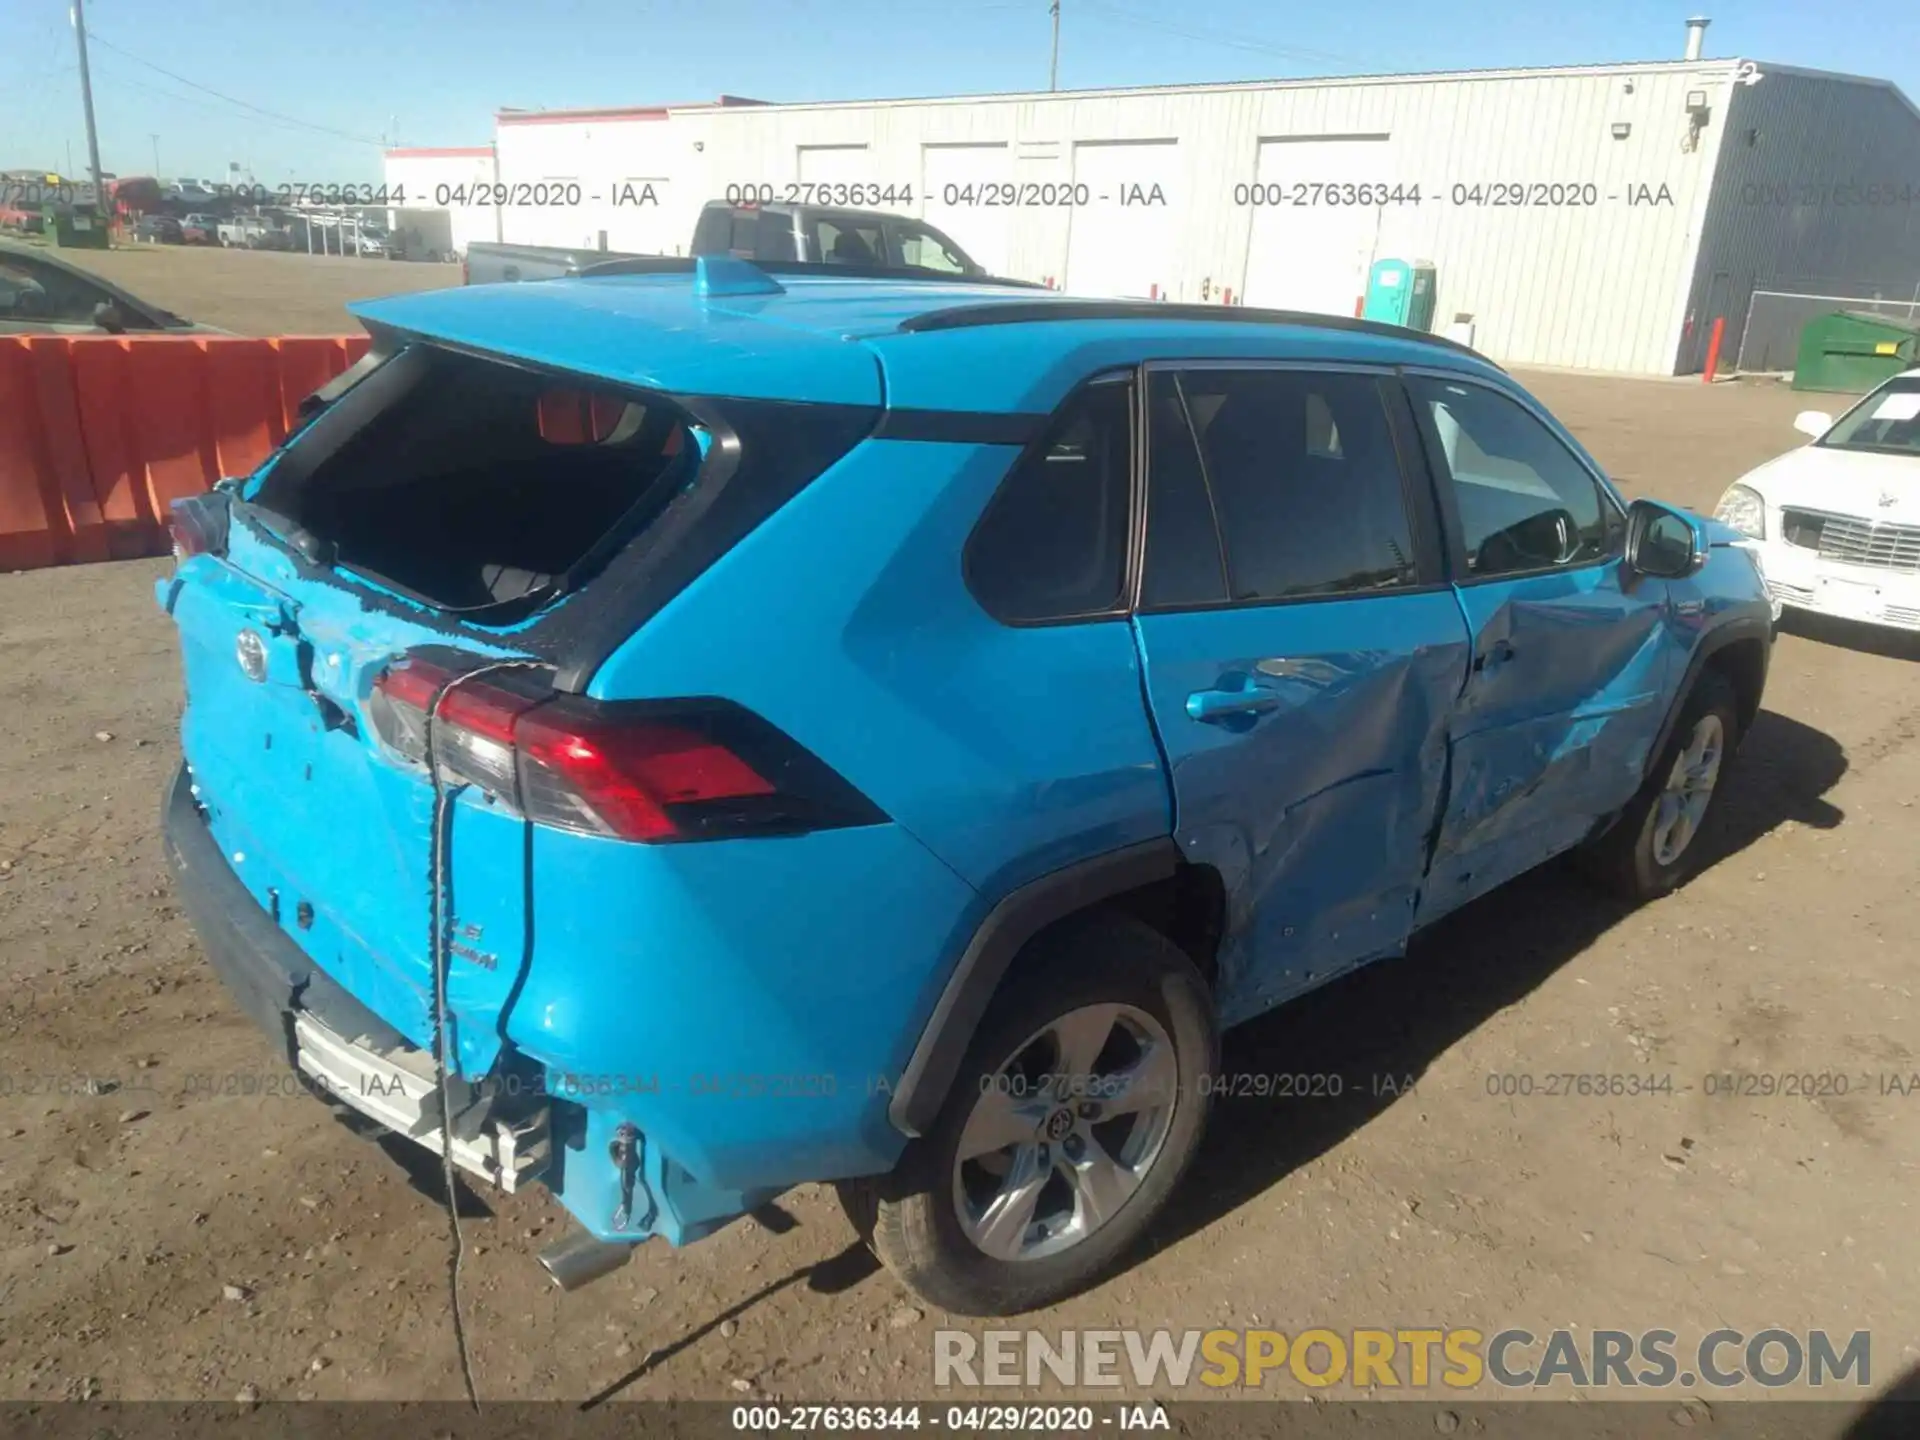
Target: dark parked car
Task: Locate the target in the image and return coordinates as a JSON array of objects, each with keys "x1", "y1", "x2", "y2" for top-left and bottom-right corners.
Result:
[
  {"x1": 690, "y1": 200, "x2": 983, "y2": 274},
  {"x1": 134, "y1": 214, "x2": 185, "y2": 244},
  {"x1": 464, "y1": 200, "x2": 986, "y2": 286},
  {"x1": 180, "y1": 213, "x2": 218, "y2": 245},
  {"x1": 0, "y1": 239, "x2": 221, "y2": 334}
]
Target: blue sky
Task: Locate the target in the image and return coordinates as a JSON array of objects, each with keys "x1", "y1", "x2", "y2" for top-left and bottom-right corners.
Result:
[{"x1": 3, "y1": 0, "x2": 1917, "y2": 183}]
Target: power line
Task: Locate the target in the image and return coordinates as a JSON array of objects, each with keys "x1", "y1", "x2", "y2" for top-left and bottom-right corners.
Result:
[
  {"x1": 92, "y1": 62, "x2": 386, "y2": 166},
  {"x1": 82, "y1": 29, "x2": 384, "y2": 146}
]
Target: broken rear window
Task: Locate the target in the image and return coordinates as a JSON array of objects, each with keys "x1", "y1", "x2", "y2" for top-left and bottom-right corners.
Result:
[{"x1": 251, "y1": 345, "x2": 699, "y2": 614}]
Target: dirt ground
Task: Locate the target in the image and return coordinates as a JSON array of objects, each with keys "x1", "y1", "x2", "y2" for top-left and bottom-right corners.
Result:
[
  {"x1": 1, "y1": 257, "x2": 1917, "y2": 1415},
  {"x1": 54, "y1": 242, "x2": 458, "y2": 334}
]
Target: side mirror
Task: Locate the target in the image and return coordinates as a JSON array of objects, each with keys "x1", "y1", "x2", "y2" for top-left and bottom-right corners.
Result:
[
  {"x1": 92, "y1": 300, "x2": 126, "y2": 334},
  {"x1": 1793, "y1": 409, "x2": 1833, "y2": 440},
  {"x1": 1625, "y1": 498, "x2": 1707, "y2": 580}
]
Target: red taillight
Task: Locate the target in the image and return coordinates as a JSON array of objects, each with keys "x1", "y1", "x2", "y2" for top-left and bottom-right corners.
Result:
[
  {"x1": 168, "y1": 493, "x2": 229, "y2": 559},
  {"x1": 518, "y1": 706, "x2": 775, "y2": 841},
  {"x1": 367, "y1": 655, "x2": 876, "y2": 843}
]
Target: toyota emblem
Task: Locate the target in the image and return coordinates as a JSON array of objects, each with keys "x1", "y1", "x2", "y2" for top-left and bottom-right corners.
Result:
[{"x1": 235, "y1": 628, "x2": 268, "y2": 683}]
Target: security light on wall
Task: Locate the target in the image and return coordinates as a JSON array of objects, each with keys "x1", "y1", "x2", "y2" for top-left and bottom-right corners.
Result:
[
  {"x1": 1611, "y1": 122, "x2": 1632, "y2": 139},
  {"x1": 1686, "y1": 90, "x2": 1710, "y2": 114}
]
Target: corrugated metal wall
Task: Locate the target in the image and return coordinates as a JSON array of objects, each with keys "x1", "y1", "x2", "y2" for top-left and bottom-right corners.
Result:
[
  {"x1": 665, "y1": 67, "x2": 1741, "y2": 372},
  {"x1": 490, "y1": 114, "x2": 685, "y2": 252},
  {"x1": 1681, "y1": 69, "x2": 1920, "y2": 373},
  {"x1": 436, "y1": 61, "x2": 1918, "y2": 375},
  {"x1": 382, "y1": 151, "x2": 500, "y2": 256}
]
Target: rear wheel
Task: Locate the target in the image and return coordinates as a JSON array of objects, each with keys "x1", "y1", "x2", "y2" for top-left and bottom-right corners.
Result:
[
  {"x1": 1582, "y1": 669, "x2": 1738, "y2": 901},
  {"x1": 841, "y1": 912, "x2": 1215, "y2": 1316}
]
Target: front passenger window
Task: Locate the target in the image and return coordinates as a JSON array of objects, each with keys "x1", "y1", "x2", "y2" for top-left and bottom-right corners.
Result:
[{"x1": 1408, "y1": 377, "x2": 1622, "y2": 578}]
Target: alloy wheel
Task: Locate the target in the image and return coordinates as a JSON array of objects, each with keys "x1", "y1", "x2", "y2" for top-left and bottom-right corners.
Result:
[
  {"x1": 951, "y1": 1003, "x2": 1179, "y2": 1263},
  {"x1": 1652, "y1": 712, "x2": 1725, "y2": 866}
]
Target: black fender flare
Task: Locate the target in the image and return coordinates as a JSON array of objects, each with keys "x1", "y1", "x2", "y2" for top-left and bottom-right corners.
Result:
[
  {"x1": 887, "y1": 838, "x2": 1181, "y2": 1137},
  {"x1": 1642, "y1": 611, "x2": 1774, "y2": 780}
]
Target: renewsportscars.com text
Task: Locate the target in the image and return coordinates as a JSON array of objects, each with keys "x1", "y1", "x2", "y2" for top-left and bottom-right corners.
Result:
[{"x1": 933, "y1": 1327, "x2": 1872, "y2": 1391}]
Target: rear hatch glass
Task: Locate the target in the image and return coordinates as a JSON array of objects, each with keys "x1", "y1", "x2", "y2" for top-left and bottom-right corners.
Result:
[{"x1": 249, "y1": 342, "x2": 700, "y2": 618}]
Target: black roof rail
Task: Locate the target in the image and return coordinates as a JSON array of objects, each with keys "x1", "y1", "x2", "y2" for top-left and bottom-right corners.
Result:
[
  {"x1": 896, "y1": 299, "x2": 1501, "y2": 368},
  {"x1": 577, "y1": 255, "x2": 1049, "y2": 289}
]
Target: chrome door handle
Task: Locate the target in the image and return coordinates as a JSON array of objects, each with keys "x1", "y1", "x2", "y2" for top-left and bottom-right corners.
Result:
[{"x1": 1186, "y1": 687, "x2": 1282, "y2": 723}]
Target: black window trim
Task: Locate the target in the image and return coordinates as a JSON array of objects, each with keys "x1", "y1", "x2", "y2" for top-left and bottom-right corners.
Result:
[
  {"x1": 960, "y1": 368, "x2": 1140, "y2": 629},
  {"x1": 1398, "y1": 364, "x2": 1629, "y2": 588},
  {"x1": 237, "y1": 331, "x2": 883, "y2": 688},
  {"x1": 1132, "y1": 357, "x2": 1451, "y2": 617}
]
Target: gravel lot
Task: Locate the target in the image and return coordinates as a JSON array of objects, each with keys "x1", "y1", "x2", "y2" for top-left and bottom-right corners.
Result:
[
  {"x1": 53, "y1": 241, "x2": 457, "y2": 333},
  {"x1": 1, "y1": 246, "x2": 1916, "y2": 1420}
]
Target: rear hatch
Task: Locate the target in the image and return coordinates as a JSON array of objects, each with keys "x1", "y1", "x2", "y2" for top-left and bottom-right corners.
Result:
[{"x1": 159, "y1": 288, "x2": 884, "y2": 1076}]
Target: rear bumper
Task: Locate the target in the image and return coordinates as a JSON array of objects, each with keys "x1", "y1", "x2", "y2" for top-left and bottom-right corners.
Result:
[
  {"x1": 162, "y1": 764, "x2": 549, "y2": 1193},
  {"x1": 162, "y1": 764, "x2": 406, "y2": 1061}
]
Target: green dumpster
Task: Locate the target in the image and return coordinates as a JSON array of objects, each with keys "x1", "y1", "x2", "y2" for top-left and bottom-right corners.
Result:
[
  {"x1": 1792, "y1": 310, "x2": 1920, "y2": 393},
  {"x1": 44, "y1": 202, "x2": 111, "y2": 250}
]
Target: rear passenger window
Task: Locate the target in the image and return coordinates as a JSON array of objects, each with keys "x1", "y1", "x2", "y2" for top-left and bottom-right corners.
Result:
[
  {"x1": 1142, "y1": 372, "x2": 1229, "y2": 608},
  {"x1": 966, "y1": 380, "x2": 1132, "y2": 624},
  {"x1": 1155, "y1": 369, "x2": 1420, "y2": 604}
]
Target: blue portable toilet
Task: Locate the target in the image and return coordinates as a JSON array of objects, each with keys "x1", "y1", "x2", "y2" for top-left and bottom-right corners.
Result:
[{"x1": 1362, "y1": 258, "x2": 1436, "y2": 332}]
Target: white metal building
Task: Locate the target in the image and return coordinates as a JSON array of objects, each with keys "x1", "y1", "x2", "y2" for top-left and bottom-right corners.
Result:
[
  {"x1": 386, "y1": 26, "x2": 1920, "y2": 375},
  {"x1": 381, "y1": 146, "x2": 502, "y2": 257}
]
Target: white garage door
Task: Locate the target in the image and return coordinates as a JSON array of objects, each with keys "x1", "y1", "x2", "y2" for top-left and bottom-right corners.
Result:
[
  {"x1": 798, "y1": 144, "x2": 871, "y2": 186},
  {"x1": 1241, "y1": 136, "x2": 1391, "y2": 315},
  {"x1": 1065, "y1": 139, "x2": 1179, "y2": 300},
  {"x1": 921, "y1": 143, "x2": 1012, "y2": 275}
]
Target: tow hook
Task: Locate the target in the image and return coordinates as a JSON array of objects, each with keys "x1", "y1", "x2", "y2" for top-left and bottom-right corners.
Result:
[{"x1": 609, "y1": 1121, "x2": 654, "y2": 1232}]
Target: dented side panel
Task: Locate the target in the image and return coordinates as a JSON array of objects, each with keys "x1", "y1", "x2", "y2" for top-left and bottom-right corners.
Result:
[
  {"x1": 1132, "y1": 594, "x2": 1472, "y2": 1027},
  {"x1": 1417, "y1": 561, "x2": 1674, "y2": 925}
]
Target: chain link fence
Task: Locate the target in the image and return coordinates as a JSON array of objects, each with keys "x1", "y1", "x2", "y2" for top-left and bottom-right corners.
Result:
[{"x1": 1735, "y1": 279, "x2": 1920, "y2": 376}]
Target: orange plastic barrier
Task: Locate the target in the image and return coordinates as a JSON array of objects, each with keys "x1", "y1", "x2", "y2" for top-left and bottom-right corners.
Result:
[{"x1": 0, "y1": 333, "x2": 366, "y2": 573}]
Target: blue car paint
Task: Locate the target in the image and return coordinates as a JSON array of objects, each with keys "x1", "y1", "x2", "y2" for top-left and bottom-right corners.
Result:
[
  {"x1": 1131, "y1": 595, "x2": 1471, "y2": 1026},
  {"x1": 160, "y1": 520, "x2": 537, "y2": 1075},
  {"x1": 585, "y1": 437, "x2": 1172, "y2": 897},
  {"x1": 159, "y1": 268, "x2": 1773, "y2": 1258},
  {"x1": 1415, "y1": 560, "x2": 1675, "y2": 926},
  {"x1": 349, "y1": 278, "x2": 892, "y2": 407},
  {"x1": 865, "y1": 320, "x2": 1510, "y2": 416},
  {"x1": 509, "y1": 819, "x2": 981, "y2": 1232}
]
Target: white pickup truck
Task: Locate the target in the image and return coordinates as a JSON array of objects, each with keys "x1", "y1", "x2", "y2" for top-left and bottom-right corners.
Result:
[{"x1": 217, "y1": 216, "x2": 287, "y2": 249}]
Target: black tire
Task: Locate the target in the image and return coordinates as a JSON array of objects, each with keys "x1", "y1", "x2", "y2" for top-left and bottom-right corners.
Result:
[
  {"x1": 840, "y1": 911, "x2": 1216, "y2": 1316},
  {"x1": 1581, "y1": 669, "x2": 1739, "y2": 901}
]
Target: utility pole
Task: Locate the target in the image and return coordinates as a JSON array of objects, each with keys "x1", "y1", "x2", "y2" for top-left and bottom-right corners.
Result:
[
  {"x1": 1049, "y1": 0, "x2": 1061, "y2": 91},
  {"x1": 71, "y1": 0, "x2": 107, "y2": 206},
  {"x1": 151, "y1": 134, "x2": 160, "y2": 176}
]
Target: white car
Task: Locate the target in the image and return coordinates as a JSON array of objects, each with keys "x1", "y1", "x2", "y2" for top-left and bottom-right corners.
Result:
[{"x1": 1714, "y1": 368, "x2": 1920, "y2": 632}]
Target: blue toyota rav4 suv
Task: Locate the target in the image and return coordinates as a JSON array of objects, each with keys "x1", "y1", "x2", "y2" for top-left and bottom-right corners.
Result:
[{"x1": 159, "y1": 257, "x2": 1772, "y2": 1316}]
